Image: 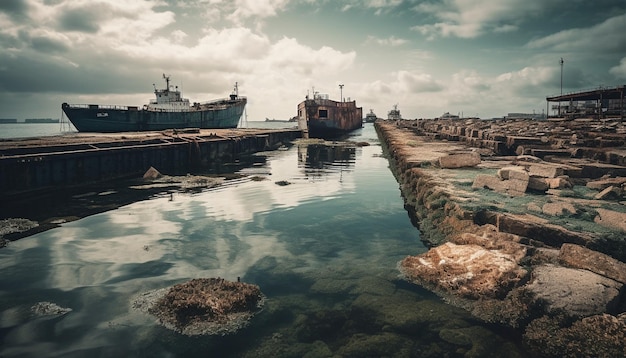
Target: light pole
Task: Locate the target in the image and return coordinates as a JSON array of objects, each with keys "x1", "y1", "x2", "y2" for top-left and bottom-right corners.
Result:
[
  {"x1": 559, "y1": 58, "x2": 564, "y2": 116},
  {"x1": 560, "y1": 58, "x2": 564, "y2": 95},
  {"x1": 339, "y1": 84, "x2": 344, "y2": 102}
]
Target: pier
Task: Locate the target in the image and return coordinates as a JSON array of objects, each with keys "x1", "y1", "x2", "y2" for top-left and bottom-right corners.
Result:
[
  {"x1": 375, "y1": 118, "x2": 626, "y2": 357},
  {"x1": 0, "y1": 128, "x2": 302, "y2": 199}
]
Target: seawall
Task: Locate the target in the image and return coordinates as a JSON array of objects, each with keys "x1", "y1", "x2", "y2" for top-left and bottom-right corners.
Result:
[{"x1": 375, "y1": 119, "x2": 626, "y2": 357}]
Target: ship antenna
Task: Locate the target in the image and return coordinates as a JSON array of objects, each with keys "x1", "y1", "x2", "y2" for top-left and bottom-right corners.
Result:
[
  {"x1": 163, "y1": 73, "x2": 170, "y2": 91},
  {"x1": 234, "y1": 82, "x2": 238, "y2": 96}
]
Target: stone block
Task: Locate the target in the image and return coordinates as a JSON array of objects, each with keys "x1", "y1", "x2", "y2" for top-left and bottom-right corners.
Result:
[
  {"x1": 143, "y1": 166, "x2": 162, "y2": 179},
  {"x1": 524, "y1": 265, "x2": 622, "y2": 318},
  {"x1": 438, "y1": 152, "x2": 481, "y2": 168},
  {"x1": 542, "y1": 202, "x2": 577, "y2": 216},
  {"x1": 472, "y1": 174, "x2": 506, "y2": 192},
  {"x1": 507, "y1": 169, "x2": 529, "y2": 196},
  {"x1": 527, "y1": 163, "x2": 565, "y2": 178},
  {"x1": 545, "y1": 176, "x2": 573, "y2": 189},
  {"x1": 528, "y1": 176, "x2": 549, "y2": 192},
  {"x1": 594, "y1": 186, "x2": 623, "y2": 200},
  {"x1": 559, "y1": 244, "x2": 626, "y2": 284},
  {"x1": 586, "y1": 177, "x2": 626, "y2": 191},
  {"x1": 497, "y1": 166, "x2": 526, "y2": 180},
  {"x1": 594, "y1": 208, "x2": 626, "y2": 232}
]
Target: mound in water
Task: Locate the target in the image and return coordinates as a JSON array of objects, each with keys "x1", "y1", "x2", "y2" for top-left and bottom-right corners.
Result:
[{"x1": 132, "y1": 277, "x2": 265, "y2": 336}]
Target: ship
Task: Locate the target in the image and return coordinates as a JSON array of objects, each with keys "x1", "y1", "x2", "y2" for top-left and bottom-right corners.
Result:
[
  {"x1": 364, "y1": 109, "x2": 378, "y2": 123},
  {"x1": 61, "y1": 75, "x2": 247, "y2": 132},
  {"x1": 297, "y1": 92, "x2": 363, "y2": 139},
  {"x1": 387, "y1": 104, "x2": 402, "y2": 120}
]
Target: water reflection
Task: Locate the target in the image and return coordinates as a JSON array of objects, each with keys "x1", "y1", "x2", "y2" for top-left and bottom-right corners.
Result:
[
  {"x1": 298, "y1": 143, "x2": 356, "y2": 181},
  {"x1": 0, "y1": 124, "x2": 528, "y2": 357}
]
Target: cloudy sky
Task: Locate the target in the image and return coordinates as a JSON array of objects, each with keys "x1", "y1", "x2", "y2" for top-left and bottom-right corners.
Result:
[{"x1": 1, "y1": 0, "x2": 625, "y2": 122}]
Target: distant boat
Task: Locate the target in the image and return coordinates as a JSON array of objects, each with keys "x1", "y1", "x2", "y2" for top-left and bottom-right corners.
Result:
[
  {"x1": 61, "y1": 75, "x2": 247, "y2": 132},
  {"x1": 387, "y1": 104, "x2": 402, "y2": 120},
  {"x1": 297, "y1": 92, "x2": 363, "y2": 139},
  {"x1": 0, "y1": 119, "x2": 17, "y2": 124},
  {"x1": 364, "y1": 109, "x2": 378, "y2": 123},
  {"x1": 24, "y1": 118, "x2": 59, "y2": 123}
]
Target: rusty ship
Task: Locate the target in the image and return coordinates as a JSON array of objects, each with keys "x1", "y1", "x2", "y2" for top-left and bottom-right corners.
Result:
[
  {"x1": 61, "y1": 75, "x2": 247, "y2": 132},
  {"x1": 297, "y1": 91, "x2": 363, "y2": 139}
]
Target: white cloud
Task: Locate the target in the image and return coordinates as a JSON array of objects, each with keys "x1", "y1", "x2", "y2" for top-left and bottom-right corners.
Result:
[
  {"x1": 610, "y1": 58, "x2": 626, "y2": 79},
  {"x1": 228, "y1": 0, "x2": 290, "y2": 23},
  {"x1": 365, "y1": 35, "x2": 408, "y2": 46}
]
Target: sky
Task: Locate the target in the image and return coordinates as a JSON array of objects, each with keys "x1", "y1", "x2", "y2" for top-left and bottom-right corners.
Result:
[{"x1": 0, "y1": 0, "x2": 625, "y2": 122}]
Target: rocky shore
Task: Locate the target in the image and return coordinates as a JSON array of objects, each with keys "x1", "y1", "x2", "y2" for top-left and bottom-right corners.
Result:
[{"x1": 375, "y1": 118, "x2": 626, "y2": 357}]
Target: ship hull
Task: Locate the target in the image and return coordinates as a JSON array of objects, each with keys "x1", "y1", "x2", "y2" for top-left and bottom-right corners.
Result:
[
  {"x1": 62, "y1": 99, "x2": 246, "y2": 132},
  {"x1": 298, "y1": 98, "x2": 362, "y2": 139}
]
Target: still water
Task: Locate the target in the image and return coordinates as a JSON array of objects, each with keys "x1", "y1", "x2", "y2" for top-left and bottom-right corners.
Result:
[{"x1": 0, "y1": 124, "x2": 526, "y2": 357}]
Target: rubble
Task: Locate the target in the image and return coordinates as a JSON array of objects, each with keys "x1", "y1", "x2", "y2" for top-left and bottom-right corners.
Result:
[{"x1": 375, "y1": 118, "x2": 626, "y2": 357}]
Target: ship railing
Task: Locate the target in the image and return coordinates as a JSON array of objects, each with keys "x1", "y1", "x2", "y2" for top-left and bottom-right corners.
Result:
[{"x1": 65, "y1": 104, "x2": 130, "y2": 110}]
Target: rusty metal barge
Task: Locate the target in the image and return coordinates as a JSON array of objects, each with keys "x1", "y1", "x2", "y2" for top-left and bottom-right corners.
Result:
[
  {"x1": 297, "y1": 92, "x2": 362, "y2": 139},
  {"x1": 62, "y1": 75, "x2": 247, "y2": 132}
]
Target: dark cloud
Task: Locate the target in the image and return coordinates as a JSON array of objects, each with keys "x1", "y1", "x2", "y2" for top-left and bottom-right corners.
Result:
[
  {"x1": 58, "y1": 6, "x2": 104, "y2": 33},
  {"x1": 0, "y1": 0, "x2": 29, "y2": 20}
]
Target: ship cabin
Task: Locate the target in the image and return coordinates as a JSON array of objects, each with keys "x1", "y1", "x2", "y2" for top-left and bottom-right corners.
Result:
[
  {"x1": 297, "y1": 93, "x2": 363, "y2": 131},
  {"x1": 147, "y1": 75, "x2": 191, "y2": 111}
]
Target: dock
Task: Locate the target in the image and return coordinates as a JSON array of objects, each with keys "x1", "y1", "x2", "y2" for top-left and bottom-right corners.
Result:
[
  {"x1": 375, "y1": 118, "x2": 626, "y2": 357},
  {"x1": 0, "y1": 128, "x2": 302, "y2": 198}
]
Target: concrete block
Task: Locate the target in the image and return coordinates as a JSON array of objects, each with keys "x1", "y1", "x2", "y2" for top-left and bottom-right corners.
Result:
[{"x1": 438, "y1": 152, "x2": 481, "y2": 169}]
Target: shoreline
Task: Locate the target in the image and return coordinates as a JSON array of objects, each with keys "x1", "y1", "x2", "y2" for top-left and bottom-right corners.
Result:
[{"x1": 375, "y1": 118, "x2": 626, "y2": 356}]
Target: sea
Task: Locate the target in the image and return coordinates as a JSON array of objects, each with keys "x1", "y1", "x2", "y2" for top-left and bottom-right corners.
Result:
[{"x1": 0, "y1": 122, "x2": 528, "y2": 357}]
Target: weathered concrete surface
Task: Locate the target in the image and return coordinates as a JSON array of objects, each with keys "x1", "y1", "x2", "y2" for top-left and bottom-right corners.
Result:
[{"x1": 376, "y1": 119, "x2": 626, "y2": 357}]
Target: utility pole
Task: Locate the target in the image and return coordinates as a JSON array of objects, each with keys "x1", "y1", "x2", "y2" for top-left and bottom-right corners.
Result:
[
  {"x1": 339, "y1": 84, "x2": 344, "y2": 102},
  {"x1": 559, "y1": 58, "x2": 564, "y2": 116}
]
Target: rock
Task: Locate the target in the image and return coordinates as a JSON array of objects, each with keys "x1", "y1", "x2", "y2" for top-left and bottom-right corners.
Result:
[
  {"x1": 541, "y1": 202, "x2": 577, "y2": 216},
  {"x1": 0, "y1": 218, "x2": 39, "y2": 237},
  {"x1": 586, "y1": 176, "x2": 626, "y2": 190},
  {"x1": 558, "y1": 244, "x2": 626, "y2": 284},
  {"x1": 506, "y1": 169, "x2": 530, "y2": 196},
  {"x1": 399, "y1": 242, "x2": 528, "y2": 300},
  {"x1": 527, "y1": 176, "x2": 549, "y2": 191},
  {"x1": 526, "y1": 163, "x2": 565, "y2": 178},
  {"x1": 524, "y1": 265, "x2": 622, "y2": 318},
  {"x1": 514, "y1": 155, "x2": 542, "y2": 163},
  {"x1": 143, "y1": 166, "x2": 162, "y2": 180},
  {"x1": 524, "y1": 313, "x2": 626, "y2": 358},
  {"x1": 472, "y1": 174, "x2": 507, "y2": 192},
  {"x1": 438, "y1": 152, "x2": 481, "y2": 168},
  {"x1": 31, "y1": 302, "x2": 72, "y2": 316},
  {"x1": 475, "y1": 168, "x2": 529, "y2": 196},
  {"x1": 594, "y1": 185, "x2": 623, "y2": 200},
  {"x1": 497, "y1": 166, "x2": 526, "y2": 180},
  {"x1": 545, "y1": 176, "x2": 572, "y2": 189},
  {"x1": 594, "y1": 208, "x2": 626, "y2": 232},
  {"x1": 131, "y1": 277, "x2": 265, "y2": 336}
]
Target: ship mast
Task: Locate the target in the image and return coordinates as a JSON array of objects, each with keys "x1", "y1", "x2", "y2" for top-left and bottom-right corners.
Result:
[{"x1": 163, "y1": 73, "x2": 170, "y2": 92}]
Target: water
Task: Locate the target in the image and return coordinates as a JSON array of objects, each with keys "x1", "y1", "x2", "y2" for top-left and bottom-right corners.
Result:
[{"x1": 0, "y1": 124, "x2": 526, "y2": 357}]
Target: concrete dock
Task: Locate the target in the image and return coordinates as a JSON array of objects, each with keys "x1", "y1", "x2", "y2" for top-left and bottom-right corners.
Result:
[
  {"x1": 375, "y1": 118, "x2": 626, "y2": 357},
  {"x1": 0, "y1": 128, "x2": 302, "y2": 198}
]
